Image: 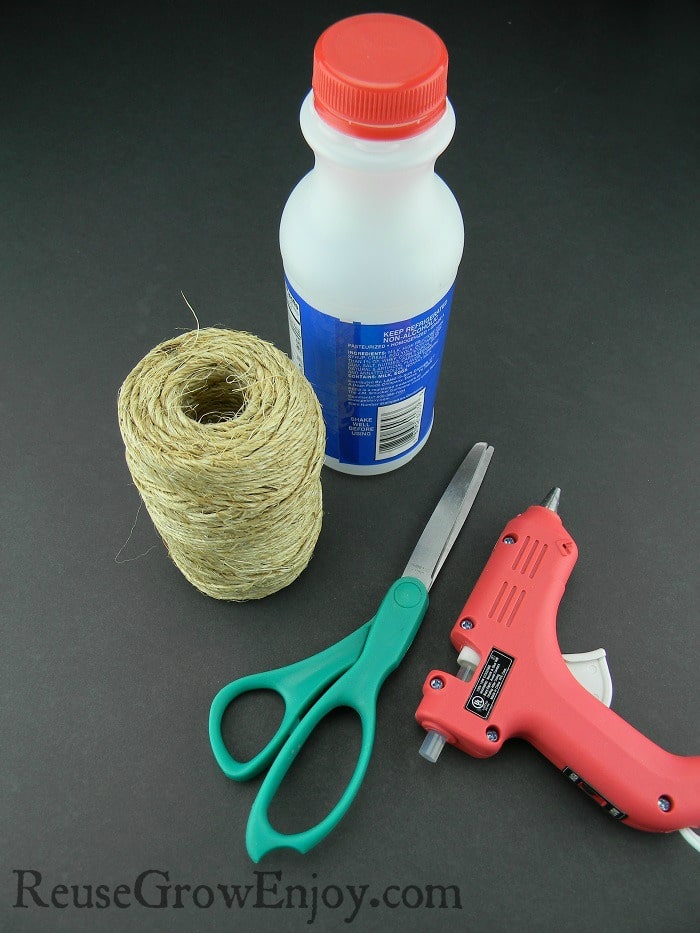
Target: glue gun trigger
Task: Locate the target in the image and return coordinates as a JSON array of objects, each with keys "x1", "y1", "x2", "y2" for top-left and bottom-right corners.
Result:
[{"x1": 561, "y1": 648, "x2": 613, "y2": 708}]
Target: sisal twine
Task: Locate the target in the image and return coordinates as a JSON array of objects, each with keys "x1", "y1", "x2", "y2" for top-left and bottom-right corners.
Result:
[{"x1": 117, "y1": 327, "x2": 325, "y2": 600}]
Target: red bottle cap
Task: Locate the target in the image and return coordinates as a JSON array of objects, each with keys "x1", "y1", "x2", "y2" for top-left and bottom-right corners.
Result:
[{"x1": 312, "y1": 13, "x2": 449, "y2": 141}]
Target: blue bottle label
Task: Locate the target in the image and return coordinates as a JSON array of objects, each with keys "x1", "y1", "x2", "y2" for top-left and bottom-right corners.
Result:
[{"x1": 285, "y1": 278, "x2": 455, "y2": 466}]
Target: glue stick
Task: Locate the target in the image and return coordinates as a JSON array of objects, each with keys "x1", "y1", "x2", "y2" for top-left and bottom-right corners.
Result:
[{"x1": 282, "y1": 13, "x2": 464, "y2": 475}]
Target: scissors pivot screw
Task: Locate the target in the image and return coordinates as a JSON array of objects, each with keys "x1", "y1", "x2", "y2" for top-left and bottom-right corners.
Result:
[{"x1": 430, "y1": 677, "x2": 445, "y2": 690}]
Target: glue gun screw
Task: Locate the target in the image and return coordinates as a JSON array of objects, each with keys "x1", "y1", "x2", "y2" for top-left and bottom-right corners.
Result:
[
  {"x1": 658, "y1": 796, "x2": 672, "y2": 812},
  {"x1": 430, "y1": 677, "x2": 445, "y2": 690},
  {"x1": 503, "y1": 535, "x2": 516, "y2": 545},
  {"x1": 460, "y1": 619, "x2": 474, "y2": 630},
  {"x1": 486, "y1": 728, "x2": 499, "y2": 743}
]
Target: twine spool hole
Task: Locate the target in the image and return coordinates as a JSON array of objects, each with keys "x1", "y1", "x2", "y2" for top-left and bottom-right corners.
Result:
[
  {"x1": 117, "y1": 328, "x2": 326, "y2": 601},
  {"x1": 182, "y1": 366, "x2": 247, "y2": 424}
]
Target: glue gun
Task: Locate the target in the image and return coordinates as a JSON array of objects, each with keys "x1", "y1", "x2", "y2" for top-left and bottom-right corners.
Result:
[{"x1": 415, "y1": 489, "x2": 700, "y2": 846}]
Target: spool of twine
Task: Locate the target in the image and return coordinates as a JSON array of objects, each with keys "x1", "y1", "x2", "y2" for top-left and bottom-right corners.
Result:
[{"x1": 117, "y1": 327, "x2": 325, "y2": 600}]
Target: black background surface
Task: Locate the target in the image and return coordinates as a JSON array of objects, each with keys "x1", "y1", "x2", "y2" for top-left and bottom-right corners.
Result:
[{"x1": 2, "y1": 1, "x2": 699, "y2": 930}]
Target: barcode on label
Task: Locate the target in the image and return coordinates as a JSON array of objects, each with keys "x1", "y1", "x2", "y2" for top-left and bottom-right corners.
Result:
[{"x1": 375, "y1": 388, "x2": 425, "y2": 460}]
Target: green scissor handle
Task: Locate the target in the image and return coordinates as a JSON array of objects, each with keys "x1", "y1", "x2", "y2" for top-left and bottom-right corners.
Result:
[
  {"x1": 245, "y1": 577, "x2": 429, "y2": 862},
  {"x1": 209, "y1": 623, "x2": 371, "y2": 782}
]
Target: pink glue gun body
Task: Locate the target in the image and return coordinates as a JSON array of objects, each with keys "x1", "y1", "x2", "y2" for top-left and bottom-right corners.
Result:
[{"x1": 415, "y1": 492, "x2": 700, "y2": 835}]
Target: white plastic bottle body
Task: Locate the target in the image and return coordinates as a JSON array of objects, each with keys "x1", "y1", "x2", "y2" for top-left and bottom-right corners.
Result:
[{"x1": 281, "y1": 92, "x2": 464, "y2": 475}]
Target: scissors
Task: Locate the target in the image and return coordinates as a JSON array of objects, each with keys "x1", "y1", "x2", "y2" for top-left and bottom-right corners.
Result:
[{"x1": 209, "y1": 441, "x2": 494, "y2": 861}]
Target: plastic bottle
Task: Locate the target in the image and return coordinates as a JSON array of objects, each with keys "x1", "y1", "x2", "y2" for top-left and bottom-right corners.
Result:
[{"x1": 282, "y1": 13, "x2": 464, "y2": 475}]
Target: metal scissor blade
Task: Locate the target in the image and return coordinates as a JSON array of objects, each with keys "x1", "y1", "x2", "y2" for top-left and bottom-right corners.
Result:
[{"x1": 402, "y1": 442, "x2": 494, "y2": 591}]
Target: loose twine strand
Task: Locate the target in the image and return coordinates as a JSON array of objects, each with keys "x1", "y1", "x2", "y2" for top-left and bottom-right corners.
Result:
[{"x1": 117, "y1": 328, "x2": 325, "y2": 600}]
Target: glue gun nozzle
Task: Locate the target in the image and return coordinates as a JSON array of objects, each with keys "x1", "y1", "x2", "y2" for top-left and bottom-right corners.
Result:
[{"x1": 540, "y1": 487, "x2": 561, "y2": 514}]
